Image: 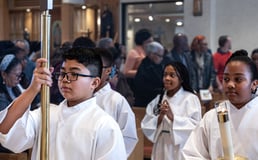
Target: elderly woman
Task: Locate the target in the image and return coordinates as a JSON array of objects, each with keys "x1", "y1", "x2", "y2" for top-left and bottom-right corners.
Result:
[
  {"x1": 0, "y1": 54, "x2": 24, "y2": 111},
  {"x1": 133, "y1": 41, "x2": 167, "y2": 107},
  {"x1": 0, "y1": 54, "x2": 24, "y2": 153}
]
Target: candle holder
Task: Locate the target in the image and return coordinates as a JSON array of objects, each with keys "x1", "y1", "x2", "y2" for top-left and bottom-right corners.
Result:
[{"x1": 215, "y1": 101, "x2": 234, "y2": 160}]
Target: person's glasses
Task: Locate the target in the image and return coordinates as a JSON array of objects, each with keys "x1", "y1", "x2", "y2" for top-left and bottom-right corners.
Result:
[
  {"x1": 154, "y1": 53, "x2": 163, "y2": 58},
  {"x1": 10, "y1": 72, "x2": 23, "y2": 80},
  {"x1": 54, "y1": 72, "x2": 96, "y2": 82}
]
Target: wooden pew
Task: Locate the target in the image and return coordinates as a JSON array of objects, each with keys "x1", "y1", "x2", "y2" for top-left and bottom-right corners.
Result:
[
  {"x1": 131, "y1": 107, "x2": 153, "y2": 160},
  {"x1": 198, "y1": 91, "x2": 227, "y2": 116},
  {"x1": 0, "y1": 152, "x2": 28, "y2": 160},
  {"x1": 128, "y1": 128, "x2": 144, "y2": 160}
]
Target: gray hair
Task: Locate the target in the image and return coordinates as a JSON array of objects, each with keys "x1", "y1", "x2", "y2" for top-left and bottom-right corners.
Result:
[
  {"x1": 145, "y1": 41, "x2": 164, "y2": 55},
  {"x1": 97, "y1": 37, "x2": 113, "y2": 49},
  {"x1": 14, "y1": 39, "x2": 30, "y2": 53}
]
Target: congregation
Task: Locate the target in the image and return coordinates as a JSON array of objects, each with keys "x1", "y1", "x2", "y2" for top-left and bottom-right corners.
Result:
[{"x1": 0, "y1": 27, "x2": 258, "y2": 160}]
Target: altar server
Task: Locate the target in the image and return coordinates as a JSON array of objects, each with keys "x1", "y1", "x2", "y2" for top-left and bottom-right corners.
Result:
[
  {"x1": 182, "y1": 50, "x2": 258, "y2": 159},
  {"x1": 141, "y1": 61, "x2": 202, "y2": 160},
  {"x1": 94, "y1": 48, "x2": 138, "y2": 157},
  {"x1": 0, "y1": 48, "x2": 126, "y2": 160}
]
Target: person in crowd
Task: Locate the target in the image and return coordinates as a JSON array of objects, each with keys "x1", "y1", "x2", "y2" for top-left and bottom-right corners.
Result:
[
  {"x1": 94, "y1": 48, "x2": 138, "y2": 157},
  {"x1": 108, "y1": 46, "x2": 135, "y2": 106},
  {"x1": 182, "y1": 50, "x2": 258, "y2": 159},
  {"x1": 28, "y1": 41, "x2": 41, "y2": 62},
  {"x1": 165, "y1": 33, "x2": 194, "y2": 87},
  {"x1": 114, "y1": 42, "x2": 126, "y2": 71},
  {"x1": 190, "y1": 35, "x2": 216, "y2": 92},
  {"x1": 97, "y1": 37, "x2": 114, "y2": 49},
  {"x1": 251, "y1": 48, "x2": 258, "y2": 71},
  {"x1": 3, "y1": 46, "x2": 30, "y2": 89},
  {"x1": 2, "y1": 47, "x2": 40, "y2": 110},
  {"x1": 123, "y1": 28, "x2": 153, "y2": 91},
  {"x1": 213, "y1": 35, "x2": 232, "y2": 92},
  {"x1": 141, "y1": 61, "x2": 202, "y2": 160},
  {"x1": 0, "y1": 54, "x2": 25, "y2": 110},
  {"x1": 0, "y1": 54, "x2": 24, "y2": 153},
  {"x1": 0, "y1": 47, "x2": 127, "y2": 159},
  {"x1": 50, "y1": 41, "x2": 73, "y2": 104},
  {"x1": 134, "y1": 41, "x2": 166, "y2": 107},
  {"x1": 72, "y1": 36, "x2": 96, "y2": 48},
  {"x1": 14, "y1": 39, "x2": 35, "y2": 84}
]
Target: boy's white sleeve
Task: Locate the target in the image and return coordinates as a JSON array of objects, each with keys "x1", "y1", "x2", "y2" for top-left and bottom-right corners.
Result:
[{"x1": 0, "y1": 104, "x2": 40, "y2": 153}]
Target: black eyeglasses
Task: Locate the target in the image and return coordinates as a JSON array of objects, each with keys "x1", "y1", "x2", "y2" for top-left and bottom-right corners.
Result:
[
  {"x1": 54, "y1": 72, "x2": 96, "y2": 82},
  {"x1": 10, "y1": 72, "x2": 24, "y2": 80},
  {"x1": 154, "y1": 53, "x2": 163, "y2": 58}
]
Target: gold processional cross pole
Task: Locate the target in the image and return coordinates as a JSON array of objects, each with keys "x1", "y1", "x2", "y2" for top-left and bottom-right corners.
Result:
[{"x1": 40, "y1": 0, "x2": 52, "y2": 159}]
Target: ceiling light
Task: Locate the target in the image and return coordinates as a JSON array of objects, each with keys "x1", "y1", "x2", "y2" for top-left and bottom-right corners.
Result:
[
  {"x1": 134, "y1": 18, "x2": 141, "y2": 23},
  {"x1": 176, "y1": 21, "x2": 183, "y2": 26},
  {"x1": 175, "y1": 1, "x2": 183, "y2": 6},
  {"x1": 165, "y1": 18, "x2": 170, "y2": 23},
  {"x1": 148, "y1": 16, "x2": 154, "y2": 21},
  {"x1": 26, "y1": 8, "x2": 31, "y2": 12},
  {"x1": 82, "y1": 5, "x2": 86, "y2": 10}
]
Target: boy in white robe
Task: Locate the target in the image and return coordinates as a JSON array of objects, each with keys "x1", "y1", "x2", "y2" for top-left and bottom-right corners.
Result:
[
  {"x1": 94, "y1": 48, "x2": 138, "y2": 157},
  {"x1": 0, "y1": 48, "x2": 127, "y2": 160},
  {"x1": 182, "y1": 50, "x2": 258, "y2": 159},
  {"x1": 141, "y1": 62, "x2": 202, "y2": 160}
]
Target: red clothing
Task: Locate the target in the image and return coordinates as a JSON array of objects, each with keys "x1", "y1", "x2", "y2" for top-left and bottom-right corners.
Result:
[{"x1": 213, "y1": 51, "x2": 232, "y2": 82}]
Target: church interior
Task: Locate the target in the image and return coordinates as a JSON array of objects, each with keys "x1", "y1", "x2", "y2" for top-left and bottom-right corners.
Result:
[{"x1": 0, "y1": 0, "x2": 258, "y2": 159}]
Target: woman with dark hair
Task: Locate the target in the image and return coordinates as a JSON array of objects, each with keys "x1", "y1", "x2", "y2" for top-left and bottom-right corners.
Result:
[
  {"x1": 141, "y1": 61, "x2": 202, "y2": 160},
  {"x1": 0, "y1": 54, "x2": 24, "y2": 111},
  {"x1": 0, "y1": 54, "x2": 24, "y2": 153},
  {"x1": 183, "y1": 50, "x2": 258, "y2": 159},
  {"x1": 123, "y1": 28, "x2": 153, "y2": 91},
  {"x1": 251, "y1": 48, "x2": 258, "y2": 71}
]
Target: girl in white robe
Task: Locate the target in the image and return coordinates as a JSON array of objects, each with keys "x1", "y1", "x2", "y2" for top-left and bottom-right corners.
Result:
[
  {"x1": 141, "y1": 62, "x2": 202, "y2": 160},
  {"x1": 182, "y1": 50, "x2": 258, "y2": 159}
]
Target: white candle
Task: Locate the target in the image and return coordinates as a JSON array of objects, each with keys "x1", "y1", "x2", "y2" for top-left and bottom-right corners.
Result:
[{"x1": 215, "y1": 101, "x2": 234, "y2": 160}]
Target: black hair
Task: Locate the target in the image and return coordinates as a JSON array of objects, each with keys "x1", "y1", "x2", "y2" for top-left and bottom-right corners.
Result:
[
  {"x1": 94, "y1": 48, "x2": 114, "y2": 67},
  {"x1": 225, "y1": 49, "x2": 258, "y2": 81},
  {"x1": 72, "y1": 36, "x2": 96, "y2": 48},
  {"x1": 218, "y1": 35, "x2": 229, "y2": 47},
  {"x1": 164, "y1": 61, "x2": 195, "y2": 94},
  {"x1": 172, "y1": 33, "x2": 189, "y2": 52},
  {"x1": 62, "y1": 47, "x2": 102, "y2": 77},
  {"x1": 251, "y1": 48, "x2": 258, "y2": 56},
  {"x1": 1, "y1": 46, "x2": 24, "y2": 57},
  {"x1": 134, "y1": 28, "x2": 152, "y2": 45},
  {"x1": 1, "y1": 56, "x2": 21, "y2": 74},
  {"x1": 0, "y1": 40, "x2": 14, "y2": 53},
  {"x1": 108, "y1": 47, "x2": 121, "y2": 61}
]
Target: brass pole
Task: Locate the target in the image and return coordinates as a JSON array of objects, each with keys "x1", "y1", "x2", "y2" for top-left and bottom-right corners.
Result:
[{"x1": 40, "y1": 1, "x2": 52, "y2": 160}]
